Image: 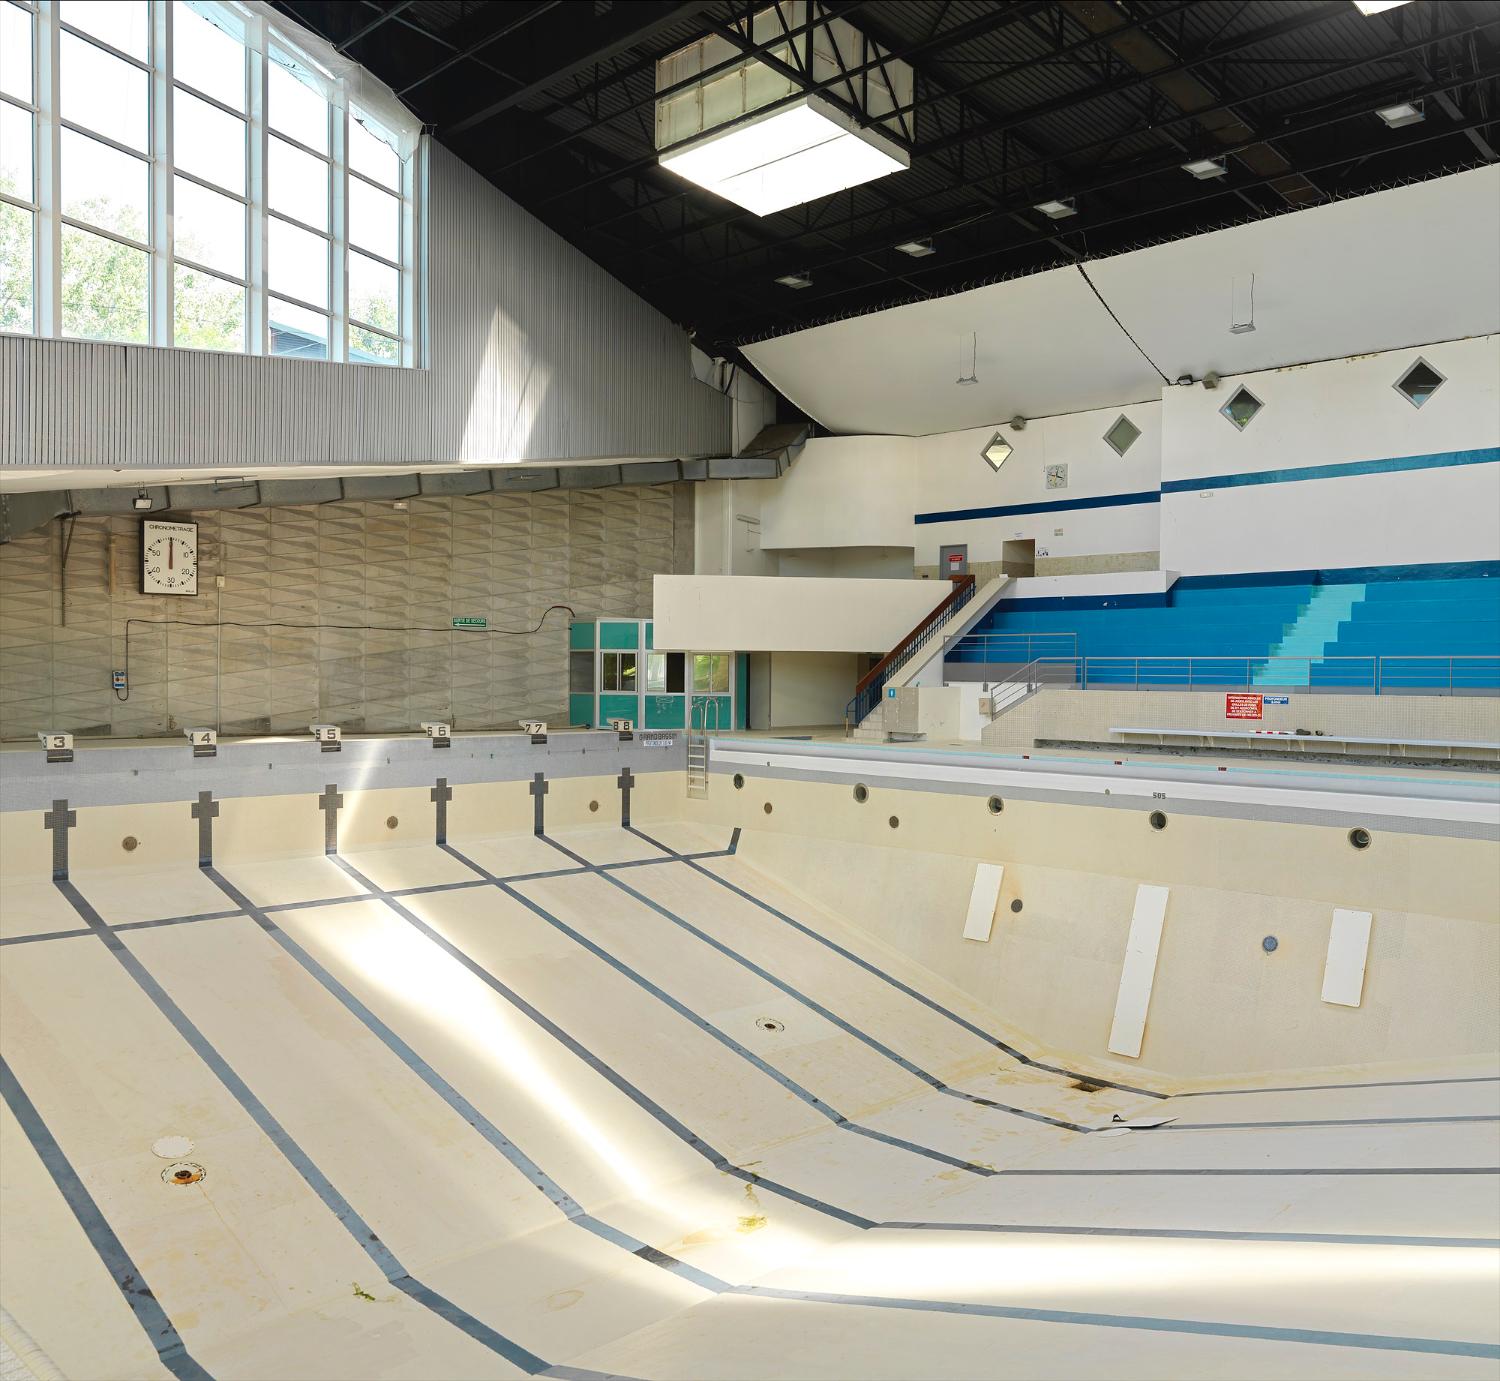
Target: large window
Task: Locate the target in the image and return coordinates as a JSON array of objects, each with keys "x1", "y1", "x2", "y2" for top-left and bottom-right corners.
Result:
[{"x1": 0, "y1": 0, "x2": 422, "y2": 363}]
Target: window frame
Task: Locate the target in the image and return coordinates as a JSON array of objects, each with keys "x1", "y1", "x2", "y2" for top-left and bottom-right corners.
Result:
[{"x1": 0, "y1": 0, "x2": 422, "y2": 365}]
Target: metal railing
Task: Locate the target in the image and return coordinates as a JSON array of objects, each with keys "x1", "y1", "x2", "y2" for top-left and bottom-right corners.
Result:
[
  {"x1": 947, "y1": 630, "x2": 1079, "y2": 665},
  {"x1": 844, "y1": 575, "x2": 977, "y2": 728},
  {"x1": 973, "y1": 654, "x2": 1500, "y2": 696}
]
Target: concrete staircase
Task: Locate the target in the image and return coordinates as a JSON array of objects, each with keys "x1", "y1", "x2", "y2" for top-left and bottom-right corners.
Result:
[
  {"x1": 851, "y1": 575, "x2": 1009, "y2": 741},
  {"x1": 1252, "y1": 584, "x2": 1365, "y2": 686}
]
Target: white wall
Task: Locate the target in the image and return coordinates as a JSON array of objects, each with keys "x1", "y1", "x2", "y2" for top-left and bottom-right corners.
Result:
[
  {"x1": 1160, "y1": 335, "x2": 1500, "y2": 575},
  {"x1": 757, "y1": 436, "x2": 918, "y2": 550},
  {"x1": 653, "y1": 574, "x2": 943, "y2": 652},
  {"x1": 3, "y1": 145, "x2": 730, "y2": 472},
  {"x1": 776, "y1": 547, "x2": 915, "y2": 578},
  {"x1": 765, "y1": 652, "x2": 863, "y2": 726},
  {"x1": 913, "y1": 402, "x2": 1162, "y2": 567}
]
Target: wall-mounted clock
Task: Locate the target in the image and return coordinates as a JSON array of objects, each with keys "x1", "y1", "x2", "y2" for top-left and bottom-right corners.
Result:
[
  {"x1": 1045, "y1": 463, "x2": 1069, "y2": 490},
  {"x1": 141, "y1": 519, "x2": 199, "y2": 596}
]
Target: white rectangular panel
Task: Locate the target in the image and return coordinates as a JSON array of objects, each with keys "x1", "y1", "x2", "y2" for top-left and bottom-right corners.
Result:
[
  {"x1": 1107, "y1": 884, "x2": 1171, "y2": 1058},
  {"x1": 1322, "y1": 908, "x2": 1373, "y2": 1007},
  {"x1": 962, "y1": 864, "x2": 1004, "y2": 942}
]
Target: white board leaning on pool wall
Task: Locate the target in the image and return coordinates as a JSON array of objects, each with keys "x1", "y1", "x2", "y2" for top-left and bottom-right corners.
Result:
[
  {"x1": 1108, "y1": 884, "x2": 1171, "y2": 1058},
  {"x1": 962, "y1": 863, "x2": 1005, "y2": 942},
  {"x1": 1322, "y1": 908, "x2": 1374, "y2": 1008}
]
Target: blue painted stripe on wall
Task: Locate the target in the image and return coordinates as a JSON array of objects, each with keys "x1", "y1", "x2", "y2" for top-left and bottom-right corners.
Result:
[
  {"x1": 1160, "y1": 447, "x2": 1500, "y2": 494},
  {"x1": 915, "y1": 490, "x2": 1161, "y2": 525},
  {"x1": 916, "y1": 448, "x2": 1497, "y2": 526}
]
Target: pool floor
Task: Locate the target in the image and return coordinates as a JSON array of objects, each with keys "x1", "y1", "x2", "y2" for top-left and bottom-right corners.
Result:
[{"x1": 1, "y1": 822, "x2": 1497, "y2": 1379}]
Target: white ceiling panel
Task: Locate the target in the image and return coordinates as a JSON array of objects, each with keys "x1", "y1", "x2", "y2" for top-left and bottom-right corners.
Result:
[
  {"x1": 744, "y1": 167, "x2": 1500, "y2": 438},
  {"x1": 743, "y1": 264, "x2": 1163, "y2": 437},
  {"x1": 1090, "y1": 165, "x2": 1500, "y2": 384}
]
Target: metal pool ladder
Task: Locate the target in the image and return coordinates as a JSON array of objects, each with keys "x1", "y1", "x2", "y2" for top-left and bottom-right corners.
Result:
[{"x1": 686, "y1": 696, "x2": 718, "y2": 798}]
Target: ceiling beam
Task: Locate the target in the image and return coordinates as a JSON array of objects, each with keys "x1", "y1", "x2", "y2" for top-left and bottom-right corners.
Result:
[
  {"x1": 443, "y1": 2, "x2": 714, "y2": 138},
  {"x1": 396, "y1": 2, "x2": 563, "y2": 98},
  {"x1": 1055, "y1": 0, "x2": 1322, "y2": 206},
  {"x1": 713, "y1": 75, "x2": 1500, "y2": 342}
]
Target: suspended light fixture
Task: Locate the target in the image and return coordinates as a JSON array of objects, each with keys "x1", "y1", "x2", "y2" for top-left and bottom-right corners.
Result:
[
  {"x1": 1181, "y1": 157, "x2": 1227, "y2": 179},
  {"x1": 1034, "y1": 198, "x2": 1076, "y2": 219},
  {"x1": 1375, "y1": 100, "x2": 1425, "y2": 128},
  {"x1": 956, "y1": 332, "x2": 978, "y2": 386},
  {"x1": 654, "y1": 9, "x2": 913, "y2": 217}
]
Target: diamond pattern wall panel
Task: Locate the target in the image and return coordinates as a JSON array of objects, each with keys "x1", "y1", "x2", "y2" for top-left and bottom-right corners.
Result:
[{"x1": 0, "y1": 483, "x2": 691, "y2": 739}]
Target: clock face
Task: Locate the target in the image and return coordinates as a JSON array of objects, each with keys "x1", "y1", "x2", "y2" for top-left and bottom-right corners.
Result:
[
  {"x1": 1045, "y1": 463, "x2": 1069, "y2": 490},
  {"x1": 141, "y1": 520, "x2": 199, "y2": 596}
]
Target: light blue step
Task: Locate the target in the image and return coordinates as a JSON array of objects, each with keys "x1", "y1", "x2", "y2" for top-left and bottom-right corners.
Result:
[{"x1": 1252, "y1": 585, "x2": 1366, "y2": 686}]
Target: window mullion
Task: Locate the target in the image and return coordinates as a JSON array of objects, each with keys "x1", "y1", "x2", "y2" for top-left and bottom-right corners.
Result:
[
  {"x1": 150, "y1": 0, "x2": 171, "y2": 346},
  {"x1": 330, "y1": 98, "x2": 346, "y2": 361},
  {"x1": 36, "y1": 0, "x2": 60, "y2": 336},
  {"x1": 247, "y1": 17, "x2": 266, "y2": 354}
]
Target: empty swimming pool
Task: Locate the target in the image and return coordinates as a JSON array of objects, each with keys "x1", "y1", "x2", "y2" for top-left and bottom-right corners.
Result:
[{"x1": 1, "y1": 730, "x2": 1497, "y2": 1379}]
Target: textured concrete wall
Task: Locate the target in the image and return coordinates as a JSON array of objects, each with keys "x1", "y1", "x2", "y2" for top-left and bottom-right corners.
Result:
[{"x1": 0, "y1": 483, "x2": 691, "y2": 741}]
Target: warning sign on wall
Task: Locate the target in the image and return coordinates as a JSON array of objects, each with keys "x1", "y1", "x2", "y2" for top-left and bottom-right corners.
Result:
[{"x1": 1226, "y1": 693, "x2": 1264, "y2": 720}]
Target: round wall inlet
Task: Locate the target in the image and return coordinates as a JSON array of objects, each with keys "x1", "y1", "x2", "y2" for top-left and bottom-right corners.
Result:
[
  {"x1": 755, "y1": 1017, "x2": 784, "y2": 1033},
  {"x1": 121, "y1": 836, "x2": 139, "y2": 852},
  {"x1": 588, "y1": 800, "x2": 599, "y2": 812},
  {"x1": 733, "y1": 773, "x2": 745, "y2": 790},
  {"x1": 888, "y1": 815, "x2": 900, "y2": 829},
  {"x1": 763, "y1": 802, "x2": 773, "y2": 815},
  {"x1": 987, "y1": 796, "x2": 1003, "y2": 815},
  {"x1": 1149, "y1": 811, "x2": 1167, "y2": 830},
  {"x1": 852, "y1": 783, "x2": 868, "y2": 803},
  {"x1": 162, "y1": 1162, "x2": 206, "y2": 1186},
  {"x1": 1348, "y1": 827, "x2": 1371, "y2": 850},
  {"x1": 1010, "y1": 899, "x2": 1023, "y2": 913},
  {"x1": 1262, "y1": 935, "x2": 1279, "y2": 953},
  {"x1": 385, "y1": 816, "x2": 399, "y2": 830}
]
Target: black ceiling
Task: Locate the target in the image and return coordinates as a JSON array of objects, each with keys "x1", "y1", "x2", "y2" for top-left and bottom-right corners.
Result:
[{"x1": 276, "y1": 0, "x2": 1499, "y2": 359}]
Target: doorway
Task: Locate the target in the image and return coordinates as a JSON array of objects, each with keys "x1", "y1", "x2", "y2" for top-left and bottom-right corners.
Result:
[{"x1": 1001, "y1": 539, "x2": 1035, "y2": 577}]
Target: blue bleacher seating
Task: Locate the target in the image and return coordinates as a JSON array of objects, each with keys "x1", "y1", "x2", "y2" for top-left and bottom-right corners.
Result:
[{"x1": 950, "y1": 576, "x2": 1500, "y2": 692}]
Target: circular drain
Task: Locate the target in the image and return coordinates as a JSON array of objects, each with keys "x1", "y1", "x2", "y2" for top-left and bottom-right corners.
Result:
[
  {"x1": 755, "y1": 1017, "x2": 784, "y2": 1033},
  {"x1": 1262, "y1": 935, "x2": 1279, "y2": 953},
  {"x1": 385, "y1": 815, "x2": 399, "y2": 830},
  {"x1": 122, "y1": 836, "x2": 139, "y2": 852},
  {"x1": 162, "y1": 1161, "x2": 206, "y2": 1186},
  {"x1": 588, "y1": 800, "x2": 599, "y2": 812},
  {"x1": 151, "y1": 1135, "x2": 194, "y2": 1159}
]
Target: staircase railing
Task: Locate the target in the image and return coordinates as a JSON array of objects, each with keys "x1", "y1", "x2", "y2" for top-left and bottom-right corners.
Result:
[{"x1": 844, "y1": 575, "x2": 977, "y2": 728}]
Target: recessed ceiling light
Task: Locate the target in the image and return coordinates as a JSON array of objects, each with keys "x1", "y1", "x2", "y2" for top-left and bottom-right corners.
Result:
[
  {"x1": 1033, "y1": 198, "x2": 1076, "y2": 219},
  {"x1": 659, "y1": 95, "x2": 909, "y2": 217},
  {"x1": 981, "y1": 433, "x2": 1013, "y2": 470},
  {"x1": 1353, "y1": 0, "x2": 1411, "y2": 14},
  {"x1": 1375, "y1": 100, "x2": 1425, "y2": 128},
  {"x1": 894, "y1": 238, "x2": 936, "y2": 257},
  {"x1": 774, "y1": 271, "x2": 812, "y2": 289},
  {"x1": 1181, "y1": 157, "x2": 1227, "y2": 179}
]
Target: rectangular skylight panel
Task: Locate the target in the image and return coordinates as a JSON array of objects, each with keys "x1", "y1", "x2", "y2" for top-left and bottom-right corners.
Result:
[{"x1": 660, "y1": 96, "x2": 907, "y2": 217}]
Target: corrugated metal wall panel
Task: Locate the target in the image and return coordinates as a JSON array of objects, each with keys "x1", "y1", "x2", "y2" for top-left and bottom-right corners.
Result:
[{"x1": 2, "y1": 144, "x2": 730, "y2": 472}]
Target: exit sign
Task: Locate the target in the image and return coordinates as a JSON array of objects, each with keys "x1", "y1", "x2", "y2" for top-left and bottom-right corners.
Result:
[{"x1": 452, "y1": 616, "x2": 487, "y2": 629}]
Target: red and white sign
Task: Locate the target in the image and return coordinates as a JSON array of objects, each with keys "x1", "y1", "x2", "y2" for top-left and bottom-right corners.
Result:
[
  {"x1": 1225, "y1": 693, "x2": 1263, "y2": 720},
  {"x1": 947, "y1": 552, "x2": 964, "y2": 574}
]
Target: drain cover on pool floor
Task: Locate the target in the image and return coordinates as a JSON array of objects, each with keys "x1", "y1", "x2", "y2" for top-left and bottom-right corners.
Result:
[{"x1": 151, "y1": 1135, "x2": 194, "y2": 1159}]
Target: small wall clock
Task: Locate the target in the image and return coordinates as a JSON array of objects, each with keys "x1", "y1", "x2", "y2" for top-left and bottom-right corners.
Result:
[
  {"x1": 1045, "y1": 463, "x2": 1069, "y2": 490},
  {"x1": 141, "y1": 519, "x2": 199, "y2": 596}
]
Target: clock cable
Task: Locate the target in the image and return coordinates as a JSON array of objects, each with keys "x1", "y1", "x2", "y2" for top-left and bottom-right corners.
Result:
[{"x1": 111, "y1": 605, "x2": 577, "y2": 703}]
